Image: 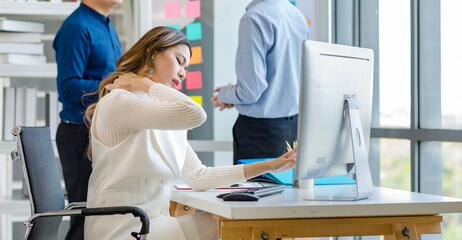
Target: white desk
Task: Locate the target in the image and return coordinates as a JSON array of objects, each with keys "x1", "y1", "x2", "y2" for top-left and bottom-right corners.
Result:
[{"x1": 170, "y1": 186, "x2": 462, "y2": 240}]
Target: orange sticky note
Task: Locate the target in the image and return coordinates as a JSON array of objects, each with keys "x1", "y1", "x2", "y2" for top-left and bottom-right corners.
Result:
[
  {"x1": 186, "y1": 71, "x2": 202, "y2": 89},
  {"x1": 165, "y1": 1, "x2": 180, "y2": 18},
  {"x1": 189, "y1": 96, "x2": 203, "y2": 106},
  {"x1": 189, "y1": 46, "x2": 202, "y2": 65}
]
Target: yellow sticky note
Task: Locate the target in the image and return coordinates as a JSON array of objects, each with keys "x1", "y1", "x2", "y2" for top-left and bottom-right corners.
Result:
[
  {"x1": 189, "y1": 96, "x2": 202, "y2": 106},
  {"x1": 189, "y1": 46, "x2": 202, "y2": 65}
]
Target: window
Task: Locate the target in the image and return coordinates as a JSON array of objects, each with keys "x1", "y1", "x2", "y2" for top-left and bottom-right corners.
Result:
[
  {"x1": 355, "y1": 0, "x2": 462, "y2": 238},
  {"x1": 378, "y1": 0, "x2": 411, "y2": 128},
  {"x1": 379, "y1": 139, "x2": 411, "y2": 191},
  {"x1": 441, "y1": 0, "x2": 462, "y2": 129},
  {"x1": 441, "y1": 142, "x2": 462, "y2": 239}
]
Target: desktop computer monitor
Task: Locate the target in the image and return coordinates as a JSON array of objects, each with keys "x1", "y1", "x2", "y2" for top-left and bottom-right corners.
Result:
[{"x1": 295, "y1": 40, "x2": 374, "y2": 200}]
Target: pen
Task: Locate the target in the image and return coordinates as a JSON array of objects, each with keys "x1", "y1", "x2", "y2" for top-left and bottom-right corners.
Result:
[{"x1": 286, "y1": 140, "x2": 297, "y2": 152}]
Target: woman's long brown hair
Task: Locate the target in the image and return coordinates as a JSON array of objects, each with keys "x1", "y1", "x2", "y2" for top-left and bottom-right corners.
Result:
[{"x1": 84, "y1": 26, "x2": 191, "y2": 161}]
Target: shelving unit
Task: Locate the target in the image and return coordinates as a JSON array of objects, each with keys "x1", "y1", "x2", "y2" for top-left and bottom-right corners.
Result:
[
  {"x1": 0, "y1": 1, "x2": 134, "y2": 147},
  {"x1": 0, "y1": 2, "x2": 78, "y2": 80},
  {"x1": 1, "y1": 3, "x2": 69, "y2": 201}
]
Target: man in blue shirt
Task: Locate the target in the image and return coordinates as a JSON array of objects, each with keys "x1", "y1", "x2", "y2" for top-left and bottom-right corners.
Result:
[
  {"x1": 212, "y1": 0, "x2": 309, "y2": 164},
  {"x1": 53, "y1": 0, "x2": 122, "y2": 239}
]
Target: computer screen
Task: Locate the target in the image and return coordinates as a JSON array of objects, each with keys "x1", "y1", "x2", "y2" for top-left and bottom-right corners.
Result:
[{"x1": 295, "y1": 40, "x2": 374, "y2": 200}]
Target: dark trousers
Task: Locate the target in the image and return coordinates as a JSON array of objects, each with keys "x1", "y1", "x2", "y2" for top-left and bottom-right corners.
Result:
[
  {"x1": 232, "y1": 114, "x2": 298, "y2": 165},
  {"x1": 56, "y1": 122, "x2": 92, "y2": 240}
]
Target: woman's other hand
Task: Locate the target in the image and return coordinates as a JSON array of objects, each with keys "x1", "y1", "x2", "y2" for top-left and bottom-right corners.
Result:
[
  {"x1": 267, "y1": 148, "x2": 297, "y2": 173},
  {"x1": 243, "y1": 147, "x2": 297, "y2": 179}
]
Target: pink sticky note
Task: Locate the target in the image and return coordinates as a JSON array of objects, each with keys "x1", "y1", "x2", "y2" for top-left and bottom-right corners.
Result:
[
  {"x1": 186, "y1": 71, "x2": 202, "y2": 89},
  {"x1": 165, "y1": 1, "x2": 180, "y2": 18},
  {"x1": 185, "y1": 1, "x2": 201, "y2": 18}
]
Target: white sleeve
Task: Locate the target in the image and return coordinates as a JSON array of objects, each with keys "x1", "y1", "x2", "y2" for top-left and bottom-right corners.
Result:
[
  {"x1": 97, "y1": 83, "x2": 206, "y2": 130},
  {"x1": 181, "y1": 143, "x2": 246, "y2": 191}
]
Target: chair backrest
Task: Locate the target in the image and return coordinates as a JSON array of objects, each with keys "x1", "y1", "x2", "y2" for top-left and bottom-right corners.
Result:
[{"x1": 15, "y1": 126, "x2": 65, "y2": 240}]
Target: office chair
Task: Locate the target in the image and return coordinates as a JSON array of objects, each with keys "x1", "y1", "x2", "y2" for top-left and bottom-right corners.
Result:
[{"x1": 10, "y1": 126, "x2": 149, "y2": 240}]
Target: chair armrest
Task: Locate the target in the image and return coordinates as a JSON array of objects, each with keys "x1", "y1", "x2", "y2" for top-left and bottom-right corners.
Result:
[
  {"x1": 26, "y1": 209, "x2": 83, "y2": 226},
  {"x1": 26, "y1": 206, "x2": 149, "y2": 240},
  {"x1": 65, "y1": 201, "x2": 87, "y2": 210},
  {"x1": 82, "y1": 206, "x2": 150, "y2": 239}
]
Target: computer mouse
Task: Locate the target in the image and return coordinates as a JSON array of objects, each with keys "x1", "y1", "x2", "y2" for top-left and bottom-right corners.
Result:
[{"x1": 222, "y1": 192, "x2": 260, "y2": 201}]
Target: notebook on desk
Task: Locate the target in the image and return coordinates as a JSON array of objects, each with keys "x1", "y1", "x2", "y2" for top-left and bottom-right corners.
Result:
[{"x1": 237, "y1": 158, "x2": 357, "y2": 185}]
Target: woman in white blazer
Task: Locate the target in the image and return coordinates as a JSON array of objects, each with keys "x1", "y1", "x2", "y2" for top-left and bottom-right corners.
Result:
[{"x1": 83, "y1": 26, "x2": 297, "y2": 240}]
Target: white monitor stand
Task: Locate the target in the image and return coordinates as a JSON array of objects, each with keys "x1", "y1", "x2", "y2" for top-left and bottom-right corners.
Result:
[{"x1": 296, "y1": 98, "x2": 374, "y2": 201}]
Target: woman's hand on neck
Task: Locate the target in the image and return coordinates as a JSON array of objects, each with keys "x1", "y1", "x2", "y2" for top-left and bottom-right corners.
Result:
[{"x1": 105, "y1": 73, "x2": 154, "y2": 93}]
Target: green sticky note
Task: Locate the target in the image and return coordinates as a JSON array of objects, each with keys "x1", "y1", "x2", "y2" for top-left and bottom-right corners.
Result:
[
  {"x1": 186, "y1": 22, "x2": 202, "y2": 41},
  {"x1": 166, "y1": 24, "x2": 180, "y2": 31}
]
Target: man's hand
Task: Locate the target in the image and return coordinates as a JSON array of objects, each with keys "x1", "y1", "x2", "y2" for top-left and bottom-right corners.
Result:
[{"x1": 212, "y1": 83, "x2": 234, "y2": 111}]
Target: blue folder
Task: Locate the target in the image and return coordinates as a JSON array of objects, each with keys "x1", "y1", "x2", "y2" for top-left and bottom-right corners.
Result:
[{"x1": 237, "y1": 158, "x2": 356, "y2": 185}]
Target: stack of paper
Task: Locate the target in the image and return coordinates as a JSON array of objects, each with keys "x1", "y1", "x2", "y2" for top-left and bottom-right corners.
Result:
[{"x1": 0, "y1": 18, "x2": 46, "y2": 64}]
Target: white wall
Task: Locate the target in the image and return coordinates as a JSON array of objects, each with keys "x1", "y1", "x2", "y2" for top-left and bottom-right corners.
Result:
[
  {"x1": 296, "y1": 0, "x2": 330, "y2": 42},
  {"x1": 212, "y1": 0, "x2": 251, "y2": 166}
]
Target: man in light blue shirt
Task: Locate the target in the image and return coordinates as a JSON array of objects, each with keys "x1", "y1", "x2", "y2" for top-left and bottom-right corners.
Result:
[{"x1": 212, "y1": 0, "x2": 309, "y2": 164}]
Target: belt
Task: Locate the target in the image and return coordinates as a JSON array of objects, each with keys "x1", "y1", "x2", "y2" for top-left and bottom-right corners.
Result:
[
  {"x1": 239, "y1": 114, "x2": 298, "y2": 121},
  {"x1": 61, "y1": 120, "x2": 84, "y2": 125}
]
